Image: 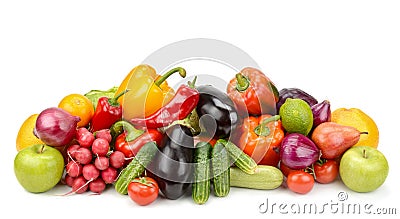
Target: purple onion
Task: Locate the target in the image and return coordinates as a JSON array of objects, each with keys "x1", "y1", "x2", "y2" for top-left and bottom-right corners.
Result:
[
  {"x1": 311, "y1": 100, "x2": 331, "y2": 128},
  {"x1": 34, "y1": 107, "x2": 80, "y2": 147},
  {"x1": 277, "y1": 88, "x2": 318, "y2": 112},
  {"x1": 280, "y1": 133, "x2": 320, "y2": 169}
]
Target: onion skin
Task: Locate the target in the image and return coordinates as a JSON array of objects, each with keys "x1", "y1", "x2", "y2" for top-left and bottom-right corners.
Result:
[
  {"x1": 34, "y1": 107, "x2": 80, "y2": 147},
  {"x1": 311, "y1": 100, "x2": 331, "y2": 128},
  {"x1": 280, "y1": 133, "x2": 320, "y2": 169}
]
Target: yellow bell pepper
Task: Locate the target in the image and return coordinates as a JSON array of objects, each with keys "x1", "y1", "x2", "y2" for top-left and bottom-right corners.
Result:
[{"x1": 115, "y1": 64, "x2": 186, "y2": 120}]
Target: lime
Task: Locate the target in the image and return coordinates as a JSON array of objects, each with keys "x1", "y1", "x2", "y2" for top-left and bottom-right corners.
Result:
[{"x1": 279, "y1": 98, "x2": 313, "y2": 135}]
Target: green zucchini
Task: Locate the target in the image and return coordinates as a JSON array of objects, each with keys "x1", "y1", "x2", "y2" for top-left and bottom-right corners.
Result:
[
  {"x1": 218, "y1": 139, "x2": 257, "y2": 175},
  {"x1": 211, "y1": 141, "x2": 230, "y2": 197},
  {"x1": 230, "y1": 165, "x2": 283, "y2": 190},
  {"x1": 192, "y1": 142, "x2": 212, "y2": 205},
  {"x1": 114, "y1": 142, "x2": 158, "y2": 195}
]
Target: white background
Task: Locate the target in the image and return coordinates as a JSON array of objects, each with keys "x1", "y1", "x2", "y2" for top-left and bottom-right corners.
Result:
[{"x1": 1, "y1": 0, "x2": 399, "y2": 218}]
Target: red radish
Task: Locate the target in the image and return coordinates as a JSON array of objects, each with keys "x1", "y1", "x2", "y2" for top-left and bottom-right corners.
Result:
[
  {"x1": 66, "y1": 144, "x2": 80, "y2": 160},
  {"x1": 92, "y1": 138, "x2": 109, "y2": 156},
  {"x1": 95, "y1": 129, "x2": 112, "y2": 143},
  {"x1": 76, "y1": 127, "x2": 90, "y2": 138},
  {"x1": 65, "y1": 175, "x2": 75, "y2": 187},
  {"x1": 78, "y1": 131, "x2": 95, "y2": 148},
  {"x1": 109, "y1": 151, "x2": 126, "y2": 169},
  {"x1": 66, "y1": 161, "x2": 82, "y2": 177},
  {"x1": 75, "y1": 147, "x2": 93, "y2": 164},
  {"x1": 101, "y1": 167, "x2": 118, "y2": 184},
  {"x1": 72, "y1": 176, "x2": 89, "y2": 194},
  {"x1": 94, "y1": 156, "x2": 109, "y2": 170},
  {"x1": 82, "y1": 164, "x2": 100, "y2": 181},
  {"x1": 89, "y1": 178, "x2": 106, "y2": 194}
]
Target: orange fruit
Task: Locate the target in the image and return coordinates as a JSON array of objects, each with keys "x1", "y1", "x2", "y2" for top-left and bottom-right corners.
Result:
[
  {"x1": 331, "y1": 108, "x2": 379, "y2": 148},
  {"x1": 58, "y1": 94, "x2": 94, "y2": 127},
  {"x1": 16, "y1": 114, "x2": 44, "y2": 151}
]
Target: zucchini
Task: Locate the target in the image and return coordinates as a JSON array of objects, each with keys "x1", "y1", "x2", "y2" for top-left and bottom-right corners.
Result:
[
  {"x1": 114, "y1": 142, "x2": 158, "y2": 195},
  {"x1": 218, "y1": 139, "x2": 257, "y2": 174},
  {"x1": 192, "y1": 142, "x2": 212, "y2": 204},
  {"x1": 211, "y1": 141, "x2": 230, "y2": 197},
  {"x1": 230, "y1": 165, "x2": 283, "y2": 190}
]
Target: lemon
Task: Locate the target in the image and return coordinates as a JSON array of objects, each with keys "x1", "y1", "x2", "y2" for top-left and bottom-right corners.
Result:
[
  {"x1": 16, "y1": 114, "x2": 43, "y2": 151},
  {"x1": 331, "y1": 108, "x2": 379, "y2": 148},
  {"x1": 279, "y1": 98, "x2": 313, "y2": 136}
]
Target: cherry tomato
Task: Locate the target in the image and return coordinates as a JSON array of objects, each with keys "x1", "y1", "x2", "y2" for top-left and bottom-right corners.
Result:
[
  {"x1": 287, "y1": 170, "x2": 314, "y2": 194},
  {"x1": 314, "y1": 159, "x2": 339, "y2": 184},
  {"x1": 280, "y1": 162, "x2": 303, "y2": 177},
  {"x1": 127, "y1": 177, "x2": 159, "y2": 206}
]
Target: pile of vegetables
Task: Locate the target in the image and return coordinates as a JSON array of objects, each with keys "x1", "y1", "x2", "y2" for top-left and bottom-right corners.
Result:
[{"x1": 24, "y1": 63, "x2": 374, "y2": 205}]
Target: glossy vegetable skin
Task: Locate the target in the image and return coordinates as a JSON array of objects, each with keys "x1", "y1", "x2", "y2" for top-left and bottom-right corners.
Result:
[
  {"x1": 227, "y1": 67, "x2": 278, "y2": 116},
  {"x1": 147, "y1": 124, "x2": 195, "y2": 200},
  {"x1": 196, "y1": 85, "x2": 241, "y2": 139},
  {"x1": 276, "y1": 88, "x2": 318, "y2": 112}
]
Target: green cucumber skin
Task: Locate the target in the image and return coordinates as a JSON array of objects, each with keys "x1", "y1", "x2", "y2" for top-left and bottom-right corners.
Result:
[
  {"x1": 219, "y1": 140, "x2": 257, "y2": 175},
  {"x1": 192, "y1": 142, "x2": 212, "y2": 205},
  {"x1": 212, "y1": 142, "x2": 230, "y2": 197},
  {"x1": 230, "y1": 165, "x2": 283, "y2": 190},
  {"x1": 114, "y1": 142, "x2": 158, "y2": 195}
]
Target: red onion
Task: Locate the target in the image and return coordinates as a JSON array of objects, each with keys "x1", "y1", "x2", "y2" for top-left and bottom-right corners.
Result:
[
  {"x1": 34, "y1": 107, "x2": 80, "y2": 147},
  {"x1": 280, "y1": 133, "x2": 320, "y2": 169},
  {"x1": 311, "y1": 100, "x2": 331, "y2": 128}
]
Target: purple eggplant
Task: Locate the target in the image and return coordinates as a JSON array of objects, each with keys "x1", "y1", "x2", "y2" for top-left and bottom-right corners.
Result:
[
  {"x1": 280, "y1": 133, "x2": 320, "y2": 169},
  {"x1": 311, "y1": 100, "x2": 331, "y2": 128},
  {"x1": 277, "y1": 88, "x2": 318, "y2": 112}
]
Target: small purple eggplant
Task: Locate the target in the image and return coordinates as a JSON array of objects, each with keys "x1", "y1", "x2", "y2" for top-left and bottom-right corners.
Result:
[{"x1": 311, "y1": 100, "x2": 331, "y2": 128}]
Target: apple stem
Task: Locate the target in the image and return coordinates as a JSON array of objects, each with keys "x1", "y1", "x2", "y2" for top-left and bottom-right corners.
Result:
[
  {"x1": 363, "y1": 149, "x2": 367, "y2": 159},
  {"x1": 38, "y1": 144, "x2": 45, "y2": 154}
]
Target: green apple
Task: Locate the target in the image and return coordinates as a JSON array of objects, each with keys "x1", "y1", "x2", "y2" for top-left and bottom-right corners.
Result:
[
  {"x1": 339, "y1": 146, "x2": 389, "y2": 193},
  {"x1": 14, "y1": 144, "x2": 65, "y2": 193}
]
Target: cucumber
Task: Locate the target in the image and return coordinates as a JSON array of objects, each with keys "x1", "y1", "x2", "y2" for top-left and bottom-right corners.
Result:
[
  {"x1": 114, "y1": 142, "x2": 158, "y2": 195},
  {"x1": 192, "y1": 142, "x2": 212, "y2": 205},
  {"x1": 218, "y1": 139, "x2": 257, "y2": 175},
  {"x1": 211, "y1": 141, "x2": 230, "y2": 197},
  {"x1": 230, "y1": 165, "x2": 283, "y2": 190}
]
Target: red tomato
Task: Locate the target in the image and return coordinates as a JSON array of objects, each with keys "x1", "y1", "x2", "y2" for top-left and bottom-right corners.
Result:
[
  {"x1": 314, "y1": 159, "x2": 339, "y2": 184},
  {"x1": 287, "y1": 170, "x2": 314, "y2": 194},
  {"x1": 127, "y1": 177, "x2": 159, "y2": 206},
  {"x1": 279, "y1": 162, "x2": 303, "y2": 177}
]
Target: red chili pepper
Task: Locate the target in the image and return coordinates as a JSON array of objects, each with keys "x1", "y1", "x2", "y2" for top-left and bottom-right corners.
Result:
[
  {"x1": 111, "y1": 120, "x2": 162, "y2": 158},
  {"x1": 90, "y1": 90, "x2": 128, "y2": 132},
  {"x1": 130, "y1": 83, "x2": 199, "y2": 129},
  {"x1": 227, "y1": 67, "x2": 279, "y2": 116},
  {"x1": 238, "y1": 114, "x2": 284, "y2": 167}
]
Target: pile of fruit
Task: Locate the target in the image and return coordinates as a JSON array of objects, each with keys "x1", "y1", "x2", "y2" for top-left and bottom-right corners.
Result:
[{"x1": 14, "y1": 64, "x2": 388, "y2": 206}]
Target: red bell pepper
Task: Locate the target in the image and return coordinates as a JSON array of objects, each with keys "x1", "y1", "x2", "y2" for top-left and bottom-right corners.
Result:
[
  {"x1": 110, "y1": 120, "x2": 162, "y2": 158},
  {"x1": 90, "y1": 90, "x2": 129, "y2": 132},
  {"x1": 227, "y1": 67, "x2": 279, "y2": 116},
  {"x1": 238, "y1": 115, "x2": 284, "y2": 167},
  {"x1": 130, "y1": 83, "x2": 199, "y2": 129}
]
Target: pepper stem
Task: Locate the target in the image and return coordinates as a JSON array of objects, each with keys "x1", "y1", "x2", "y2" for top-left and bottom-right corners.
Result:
[
  {"x1": 254, "y1": 115, "x2": 280, "y2": 136},
  {"x1": 110, "y1": 120, "x2": 144, "y2": 143},
  {"x1": 187, "y1": 76, "x2": 198, "y2": 89},
  {"x1": 154, "y1": 67, "x2": 186, "y2": 87},
  {"x1": 108, "y1": 89, "x2": 129, "y2": 107},
  {"x1": 235, "y1": 73, "x2": 250, "y2": 92}
]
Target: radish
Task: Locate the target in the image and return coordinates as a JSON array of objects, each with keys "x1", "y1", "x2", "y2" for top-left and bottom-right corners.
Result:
[
  {"x1": 71, "y1": 176, "x2": 88, "y2": 194},
  {"x1": 82, "y1": 164, "x2": 100, "y2": 181},
  {"x1": 64, "y1": 175, "x2": 75, "y2": 187},
  {"x1": 109, "y1": 151, "x2": 126, "y2": 169},
  {"x1": 66, "y1": 161, "x2": 82, "y2": 177},
  {"x1": 75, "y1": 147, "x2": 93, "y2": 164},
  {"x1": 89, "y1": 178, "x2": 106, "y2": 194},
  {"x1": 77, "y1": 131, "x2": 95, "y2": 148},
  {"x1": 95, "y1": 129, "x2": 112, "y2": 143},
  {"x1": 92, "y1": 138, "x2": 109, "y2": 156},
  {"x1": 101, "y1": 167, "x2": 118, "y2": 184},
  {"x1": 94, "y1": 156, "x2": 109, "y2": 170},
  {"x1": 66, "y1": 144, "x2": 80, "y2": 161}
]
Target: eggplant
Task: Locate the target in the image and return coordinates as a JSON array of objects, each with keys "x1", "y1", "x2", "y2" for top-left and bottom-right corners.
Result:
[
  {"x1": 147, "y1": 124, "x2": 194, "y2": 200},
  {"x1": 277, "y1": 88, "x2": 318, "y2": 112},
  {"x1": 196, "y1": 85, "x2": 241, "y2": 139}
]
